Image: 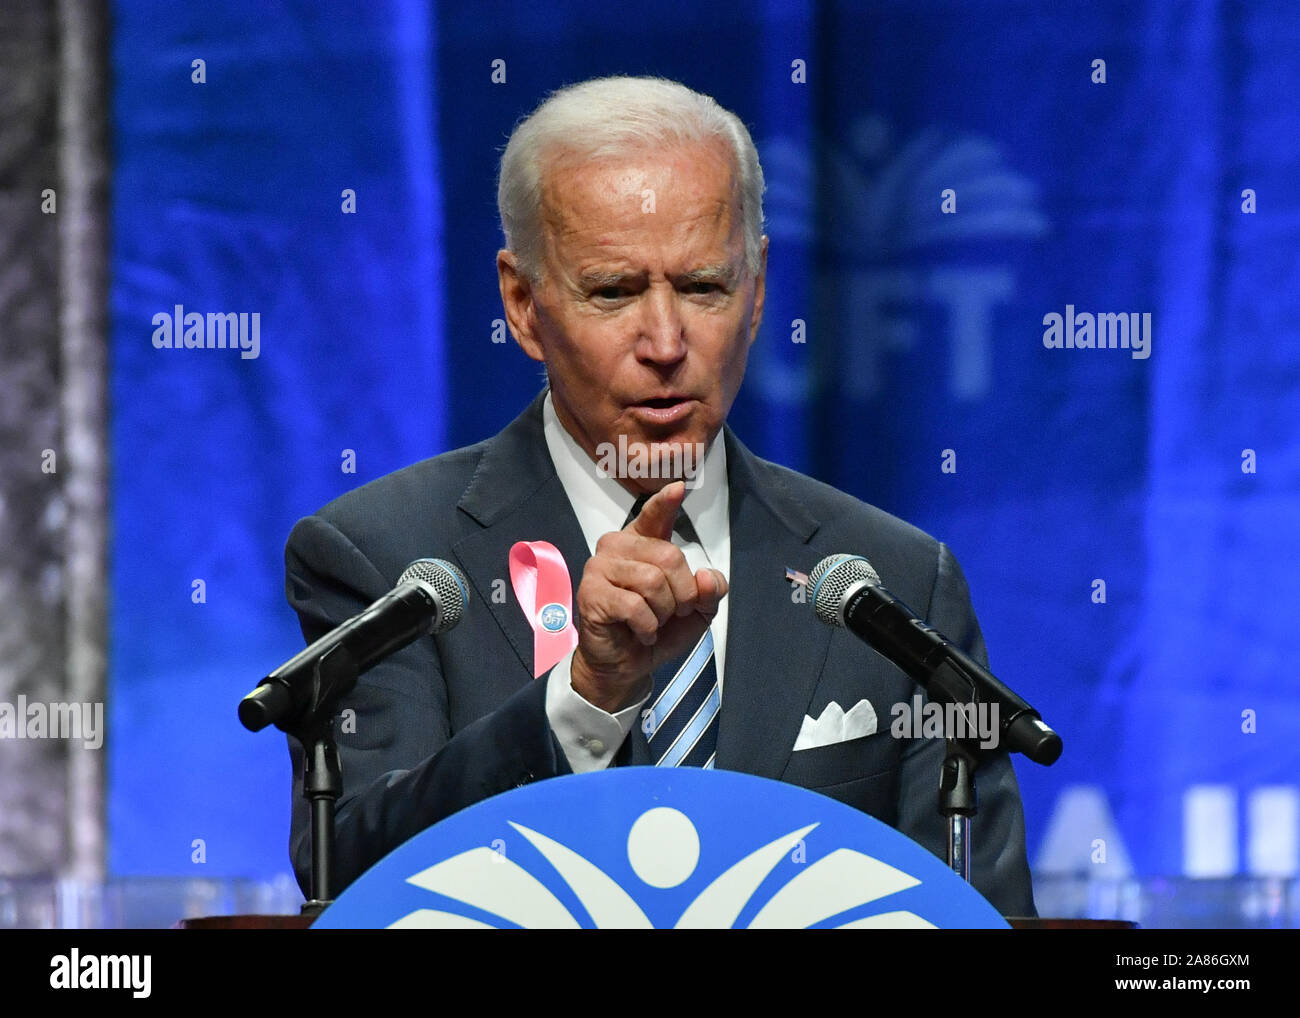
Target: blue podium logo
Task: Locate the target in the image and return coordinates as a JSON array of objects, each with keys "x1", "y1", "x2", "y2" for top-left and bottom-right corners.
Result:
[{"x1": 312, "y1": 768, "x2": 1008, "y2": 929}]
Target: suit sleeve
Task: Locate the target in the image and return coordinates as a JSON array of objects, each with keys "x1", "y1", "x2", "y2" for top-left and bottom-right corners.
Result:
[
  {"x1": 893, "y1": 542, "x2": 1038, "y2": 918},
  {"x1": 283, "y1": 514, "x2": 571, "y2": 897}
]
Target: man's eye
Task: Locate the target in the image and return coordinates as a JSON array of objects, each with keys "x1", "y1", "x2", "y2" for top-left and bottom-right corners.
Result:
[
  {"x1": 594, "y1": 287, "x2": 626, "y2": 300},
  {"x1": 687, "y1": 282, "x2": 721, "y2": 295}
]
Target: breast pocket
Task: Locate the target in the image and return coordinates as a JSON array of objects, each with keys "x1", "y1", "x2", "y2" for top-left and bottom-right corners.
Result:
[
  {"x1": 780, "y1": 729, "x2": 897, "y2": 789},
  {"x1": 780, "y1": 732, "x2": 900, "y2": 821}
]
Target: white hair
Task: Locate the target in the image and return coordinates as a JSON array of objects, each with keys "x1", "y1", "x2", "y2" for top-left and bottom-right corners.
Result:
[{"x1": 497, "y1": 76, "x2": 766, "y2": 283}]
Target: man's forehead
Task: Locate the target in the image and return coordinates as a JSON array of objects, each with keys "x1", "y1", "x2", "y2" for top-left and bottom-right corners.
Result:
[
  {"x1": 538, "y1": 141, "x2": 744, "y2": 265},
  {"x1": 544, "y1": 141, "x2": 736, "y2": 218}
]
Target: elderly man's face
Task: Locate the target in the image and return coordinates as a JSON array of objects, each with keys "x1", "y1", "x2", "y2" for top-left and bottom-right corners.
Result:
[{"x1": 498, "y1": 139, "x2": 767, "y2": 492}]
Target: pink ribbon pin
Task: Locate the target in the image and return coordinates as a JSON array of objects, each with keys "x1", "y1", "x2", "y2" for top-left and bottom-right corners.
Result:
[{"x1": 508, "y1": 541, "x2": 578, "y2": 677}]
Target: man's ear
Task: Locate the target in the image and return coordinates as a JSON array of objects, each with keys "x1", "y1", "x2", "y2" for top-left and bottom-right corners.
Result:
[
  {"x1": 497, "y1": 249, "x2": 545, "y2": 362},
  {"x1": 747, "y1": 235, "x2": 769, "y2": 346}
]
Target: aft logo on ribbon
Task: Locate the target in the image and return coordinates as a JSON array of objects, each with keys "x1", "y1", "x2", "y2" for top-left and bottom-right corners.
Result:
[{"x1": 538, "y1": 602, "x2": 569, "y2": 633}]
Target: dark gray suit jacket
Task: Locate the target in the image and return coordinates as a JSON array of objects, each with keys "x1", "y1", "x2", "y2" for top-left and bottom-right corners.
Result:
[{"x1": 284, "y1": 391, "x2": 1036, "y2": 916}]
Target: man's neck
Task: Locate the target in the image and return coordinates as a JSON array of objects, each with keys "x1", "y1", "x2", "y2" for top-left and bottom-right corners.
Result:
[{"x1": 540, "y1": 389, "x2": 729, "y2": 547}]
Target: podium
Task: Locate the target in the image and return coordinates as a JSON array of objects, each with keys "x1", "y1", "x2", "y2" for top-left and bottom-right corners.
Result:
[
  {"x1": 317, "y1": 768, "x2": 1014, "y2": 928},
  {"x1": 179, "y1": 769, "x2": 1134, "y2": 929},
  {"x1": 174, "y1": 915, "x2": 1133, "y2": 929}
]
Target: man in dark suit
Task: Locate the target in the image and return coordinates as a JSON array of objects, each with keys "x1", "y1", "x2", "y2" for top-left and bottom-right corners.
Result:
[{"x1": 284, "y1": 76, "x2": 1036, "y2": 916}]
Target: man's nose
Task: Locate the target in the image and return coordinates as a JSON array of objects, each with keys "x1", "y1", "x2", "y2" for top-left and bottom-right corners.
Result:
[{"x1": 635, "y1": 285, "x2": 687, "y2": 364}]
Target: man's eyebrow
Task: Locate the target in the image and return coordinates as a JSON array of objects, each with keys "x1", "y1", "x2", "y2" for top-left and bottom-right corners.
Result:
[
  {"x1": 576, "y1": 264, "x2": 737, "y2": 288},
  {"x1": 679, "y1": 264, "x2": 738, "y2": 285},
  {"x1": 577, "y1": 268, "x2": 641, "y2": 288}
]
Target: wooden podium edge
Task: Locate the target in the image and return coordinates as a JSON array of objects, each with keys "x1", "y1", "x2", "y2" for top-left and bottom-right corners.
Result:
[{"x1": 174, "y1": 914, "x2": 1136, "y2": 930}]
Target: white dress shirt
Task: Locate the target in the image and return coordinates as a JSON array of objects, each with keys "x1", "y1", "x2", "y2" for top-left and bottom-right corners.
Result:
[{"x1": 540, "y1": 391, "x2": 731, "y2": 773}]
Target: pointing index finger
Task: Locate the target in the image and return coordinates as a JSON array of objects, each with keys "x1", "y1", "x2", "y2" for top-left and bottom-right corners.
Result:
[{"x1": 625, "y1": 480, "x2": 686, "y2": 542}]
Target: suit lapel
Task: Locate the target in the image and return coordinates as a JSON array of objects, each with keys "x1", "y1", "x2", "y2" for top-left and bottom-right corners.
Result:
[
  {"x1": 451, "y1": 391, "x2": 592, "y2": 679},
  {"x1": 714, "y1": 429, "x2": 832, "y2": 780}
]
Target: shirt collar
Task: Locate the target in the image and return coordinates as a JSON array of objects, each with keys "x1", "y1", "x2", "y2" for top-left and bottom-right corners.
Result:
[{"x1": 541, "y1": 390, "x2": 729, "y2": 561}]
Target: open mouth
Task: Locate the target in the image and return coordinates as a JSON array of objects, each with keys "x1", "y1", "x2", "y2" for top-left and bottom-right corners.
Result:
[{"x1": 630, "y1": 396, "x2": 695, "y2": 425}]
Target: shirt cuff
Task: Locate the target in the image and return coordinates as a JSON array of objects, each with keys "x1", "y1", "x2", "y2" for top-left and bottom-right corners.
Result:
[{"x1": 545, "y1": 650, "x2": 651, "y2": 774}]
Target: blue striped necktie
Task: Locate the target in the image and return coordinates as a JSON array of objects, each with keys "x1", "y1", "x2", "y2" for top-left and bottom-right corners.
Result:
[{"x1": 624, "y1": 495, "x2": 720, "y2": 769}]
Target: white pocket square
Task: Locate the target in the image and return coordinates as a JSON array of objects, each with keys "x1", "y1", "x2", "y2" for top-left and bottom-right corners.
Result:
[{"x1": 792, "y1": 699, "x2": 878, "y2": 751}]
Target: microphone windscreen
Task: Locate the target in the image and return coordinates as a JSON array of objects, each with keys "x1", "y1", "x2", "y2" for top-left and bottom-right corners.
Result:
[
  {"x1": 399, "y1": 558, "x2": 469, "y2": 632},
  {"x1": 809, "y1": 554, "x2": 880, "y2": 627}
]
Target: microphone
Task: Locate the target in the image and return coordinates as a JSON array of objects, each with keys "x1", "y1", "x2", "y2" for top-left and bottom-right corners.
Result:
[
  {"x1": 239, "y1": 558, "x2": 469, "y2": 732},
  {"x1": 807, "y1": 554, "x2": 1062, "y2": 765}
]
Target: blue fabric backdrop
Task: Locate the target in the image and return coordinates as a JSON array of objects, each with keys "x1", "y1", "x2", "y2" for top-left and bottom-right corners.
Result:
[{"x1": 109, "y1": 0, "x2": 1300, "y2": 886}]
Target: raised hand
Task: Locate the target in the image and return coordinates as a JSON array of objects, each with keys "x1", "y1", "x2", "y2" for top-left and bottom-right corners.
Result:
[{"x1": 570, "y1": 480, "x2": 728, "y2": 711}]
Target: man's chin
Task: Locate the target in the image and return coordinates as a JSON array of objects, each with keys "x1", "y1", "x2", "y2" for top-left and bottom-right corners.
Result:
[{"x1": 592, "y1": 432, "x2": 712, "y2": 492}]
